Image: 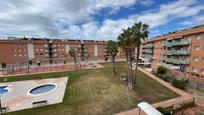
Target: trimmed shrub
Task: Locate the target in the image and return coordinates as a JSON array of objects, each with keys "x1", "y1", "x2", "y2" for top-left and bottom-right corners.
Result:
[
  {"x1": 172, "y1": 78, "x2": 186, "y2": 90},
  {"x1": 156, "y1": 74, "x2": 171, "y2": 83},
  {"x1": 1, "y1": 62, "x2": 6, "y2": 70},
  {"x1": 157, "y1": 66, "x2": 167, "y2": 74},
  {"x1": 157, "y1": 107, "x2": 173, "y2": 115}
]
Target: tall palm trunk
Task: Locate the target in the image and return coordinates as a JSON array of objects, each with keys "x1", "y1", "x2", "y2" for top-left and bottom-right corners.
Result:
[
  {"x1": 112, "y1": 55, "x2": 116, "y2": 75},
  {"x1": 129, "y1": 49, "x2": 133, "y2": 89},
  {"x1": 125, "y1": 50, "x2": 131, "y2": 88},
  {"x1": 134, "y1": 44, "x2": 140, "y2": 88}
]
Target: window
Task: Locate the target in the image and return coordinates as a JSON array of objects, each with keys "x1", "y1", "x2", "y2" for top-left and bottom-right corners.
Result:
[
  {"x1": 196, "y1": 35, "x2": 202, "y2": 40},
  {"x1": 44, "y1": 44, "x2": 48, "y2": 47},
  {"x1": 194, "y1": 46, "x2": 200, "y2": 51},
  {"x1": 192, "y1": 67, "x2": 198, "y2": 72},
  {"x1": 193, "y1": 57, "x2": 199, "y2": 62},
  {"x1": 201, "y1": 69, "x2": 204, "y2": 74}
]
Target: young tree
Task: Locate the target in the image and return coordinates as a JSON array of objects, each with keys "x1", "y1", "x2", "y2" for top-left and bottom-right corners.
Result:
[
  {"x1": 69, "y1": 49, "x2": 77, "y2": 70},
  {"x1": 1, "y1": 62, "x2": 6, "y2": 70},
  {"x1": 107, "y1": 40, "x2": 118, "y2": 75}
]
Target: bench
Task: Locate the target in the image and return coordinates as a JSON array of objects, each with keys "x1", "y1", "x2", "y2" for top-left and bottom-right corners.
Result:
[
  {"x1": 33, "y1": 100, "x2": 47, "y2": 107},
  {"x1": 0, "y1": 106, "x2": 9, "y2": 113}
]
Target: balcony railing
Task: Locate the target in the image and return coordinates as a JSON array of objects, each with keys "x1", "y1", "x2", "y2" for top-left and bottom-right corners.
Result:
[
  {"x1": 163, "y1": 57, "x2": 189, "y2": 64},
  {"x1": 145, "y1": 44, "x2": 153, "y2": 48},
  {"x1": 163, "y1": 50, "x2": 172, "y2": 55},
  {"x1": 163, "y1": 42, "x2": 172, "y2": 47},
  {"x1": 144, "y1": 54, "x2": 152, "y2": 59},
  {"x1": 163, "y1": 58, "x2": 172, "y2": 63},
  {"x1": 144, "y1": 49, "x2": 153, "y2": 53},
  {"x1": 172, "y1": 50, "x2": 190, "y2": 55},
  {"x1": 163, "y1": 50, "x2": 190, "y2": 55},
  {"x1": 172, "y1": 40, "x2": 191, "y2": 46}
]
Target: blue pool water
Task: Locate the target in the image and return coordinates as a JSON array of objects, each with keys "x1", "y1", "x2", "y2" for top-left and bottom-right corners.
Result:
[
  {"x1": 29, "y1": 84, "x2": 56, "y2": 95},
  {"x1": 0, "y1": 86, "x2": 9, "y2": 95}
]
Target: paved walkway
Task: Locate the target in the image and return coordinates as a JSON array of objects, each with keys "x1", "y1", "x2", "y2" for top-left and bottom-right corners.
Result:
[
  {"x1": 1, "y1": 77, "x2": 68, "y2": 112},
  {"x1": 114, "y1": 67, "x2": 194, "y2": 115}
]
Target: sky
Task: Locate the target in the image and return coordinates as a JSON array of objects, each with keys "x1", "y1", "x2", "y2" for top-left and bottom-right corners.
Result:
[{"x1": 0, "y1": 0, "x2": 204, "y2": 40}]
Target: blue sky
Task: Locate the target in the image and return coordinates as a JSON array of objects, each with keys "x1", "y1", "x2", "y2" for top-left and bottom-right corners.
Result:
[{"x1": 0, "y1": 0, "x2": 204, "y2": 40}]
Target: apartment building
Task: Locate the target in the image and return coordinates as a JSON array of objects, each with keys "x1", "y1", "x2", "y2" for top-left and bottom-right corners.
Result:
[
  {"x1": 142, "y1": 24, "x2": 204, "y2": 91},
  {"x1": 0, "y1": 38, "x2": 125, "y2": 65}
]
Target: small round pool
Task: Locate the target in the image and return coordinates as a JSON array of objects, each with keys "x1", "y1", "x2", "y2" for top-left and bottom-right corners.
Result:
[
  {"x1": 28, "y1": 84, "x2": 57, "y2": 96},
  {"x1": 0, "y1": 86, "x2": 10, "y2": 96}
]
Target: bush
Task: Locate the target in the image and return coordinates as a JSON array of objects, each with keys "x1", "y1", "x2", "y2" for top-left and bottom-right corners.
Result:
[
  {"x1": 157, "y1": 107, "x2": 173, "y2": 115},
  {"x1": 175, "y1": 101, "x2": 195, "y2": 111},
  {"x1": 1, "y1": 62, "x2": 6, "y2": 69},
  {"x1": 156, "y1": 74, "x2": 171, "y2": 83},
  {"x1": 172, "y1": 78, "x2": 186, "y2": 90},
  {"x1": 157, "y1": 66, "x2": 167, "y2": 74}
]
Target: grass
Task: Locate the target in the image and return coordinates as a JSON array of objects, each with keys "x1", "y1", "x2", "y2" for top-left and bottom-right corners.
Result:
[{"x1": 2, "y1": 62, "x2": 179, "y2": 115}]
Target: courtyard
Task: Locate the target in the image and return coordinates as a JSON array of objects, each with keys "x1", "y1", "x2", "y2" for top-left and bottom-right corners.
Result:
[{"x1": 1, "y1": 62, "x2": 179, "y2": 115}]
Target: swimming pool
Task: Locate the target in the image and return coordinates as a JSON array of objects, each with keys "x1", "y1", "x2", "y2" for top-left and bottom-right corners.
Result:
[
  {"x1": 0, "y1": 86, "x2": 9, "y2": 96},
  {"x1": 28, "y1": 84, "x2": 57, "y2": 96}
]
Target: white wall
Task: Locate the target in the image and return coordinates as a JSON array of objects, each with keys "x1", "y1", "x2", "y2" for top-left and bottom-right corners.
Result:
[
  {"x1": 27, "y1": 44, "x2": 34, "y2": 60},
  {"x1": 94, "y1": 45, "x2": 98, "y2": 56},
  {"x1": 65, "y1": 44, "x2": 70, "y2": 53}
]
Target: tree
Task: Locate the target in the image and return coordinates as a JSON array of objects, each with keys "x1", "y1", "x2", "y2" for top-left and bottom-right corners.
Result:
[
  {"x1": 132, "y1": 22, "x2": 149, "y2": 87},
  {"x1": 107, "y1": 40, "x2": 118, "y2": 75},
  {"x1": 117, "y1": 22, "x2": 149, "y2": 89},
  {"x1": 118, "y1": 28, "x2": 135, "y2": 89},
  {"x1": 1, "y1": 62, "x2": 6, "y2": 70},
  {"x1": 157, "y1": 66, "x2": 167, "y2": 75},
  {"x1": 69, "y1": 49, "x2": 77, "y2": 70}
]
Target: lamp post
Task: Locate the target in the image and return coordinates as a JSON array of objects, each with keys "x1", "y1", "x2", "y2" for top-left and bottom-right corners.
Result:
[{"x1": 120, "y1": 73, "x2": 127, "y2": 96}]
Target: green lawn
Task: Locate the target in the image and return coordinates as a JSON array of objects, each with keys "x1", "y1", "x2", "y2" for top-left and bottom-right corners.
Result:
[{"x1": 2, "y1": 62, "x2": 179, "y2": 115}]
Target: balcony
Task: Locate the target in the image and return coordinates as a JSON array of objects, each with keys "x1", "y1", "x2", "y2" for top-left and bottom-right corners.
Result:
[
  {"x1": 163, "y1": 58, "x2": 172, "y2": 63},
  {"x1": 172, "y1": 40, "x2": 191, "y2": 46},
  {"x1": 163, "y1": 50, "x2": 172, "y2": 55},
  {"x1": 144, "y1": 49, "x2": 153, "y2": 54},
  {"x1": 144, "y1": 44, "x2": 153, "y2": 48},
  {"x1": 172, "y1": 58, "x2": 190, "y2": 65},
  {"x1": 144, "y1": 54, "x2": 152, "y2": 59},
  {"x1": 172, "y1": 50, "x2": 190, "y2": 55},
  {"x1": 163, "y1": 42, "x2": 172, "y2": 47},
  {"x1": 163, "y1": 57, "x2": 189, "y2": 65}
]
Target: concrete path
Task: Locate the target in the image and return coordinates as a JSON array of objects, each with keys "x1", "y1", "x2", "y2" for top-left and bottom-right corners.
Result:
[{"x1": 114, "y1": 67, "x2": 194, "y2": 115}]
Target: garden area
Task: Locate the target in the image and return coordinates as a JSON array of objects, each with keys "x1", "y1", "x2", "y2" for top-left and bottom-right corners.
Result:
[{"x1": 1, "y1": 62, "x2": 179, "y2": 115}]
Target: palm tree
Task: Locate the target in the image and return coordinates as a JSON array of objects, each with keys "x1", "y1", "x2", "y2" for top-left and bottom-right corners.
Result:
[
  {"x1": 132, "y1": 22, "x2": 149, "y2": 87},
  {"x1": 118, "y1": 28, "x2": 135, "y2": 89},
  {"x1": 107, "y1": 40, "x2": 118, "y2": 75},
  {"x1": 69, "y1": 49, "x2": 77, "y2": 70}
]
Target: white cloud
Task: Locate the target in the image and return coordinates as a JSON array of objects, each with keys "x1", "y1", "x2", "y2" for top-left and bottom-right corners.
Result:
[
  {"x1": 0, "y1": 0, "x2": 204, "y2": 40},
  {"x1": 62, "y1": 0, "x2": 204, "y2": 40},
  {"x1": 181, "y1": 15, "x2": 204, "y2": 26}
]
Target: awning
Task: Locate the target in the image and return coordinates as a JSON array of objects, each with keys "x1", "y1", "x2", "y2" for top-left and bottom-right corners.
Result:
[{"x1": 137, "y1": 102, "x2": 162, "y2": 115}]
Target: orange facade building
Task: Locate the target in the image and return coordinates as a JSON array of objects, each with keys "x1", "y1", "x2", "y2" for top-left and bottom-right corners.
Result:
[
  {"x1": 0, "y1": 38, "x2": 126, "y2": 65},
  {"x1": 142, "y1": 24, "x2": 204, "y2": 90}
]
